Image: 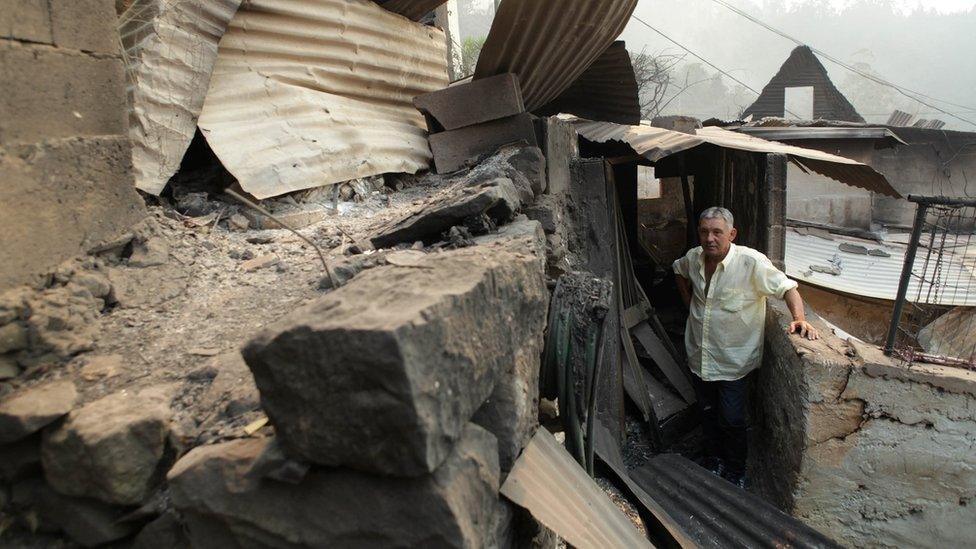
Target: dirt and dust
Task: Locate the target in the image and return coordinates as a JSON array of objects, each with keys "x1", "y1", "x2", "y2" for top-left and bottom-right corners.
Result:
[{"x1": 0, "y1": 170, "x2": 474, "y2": 448}]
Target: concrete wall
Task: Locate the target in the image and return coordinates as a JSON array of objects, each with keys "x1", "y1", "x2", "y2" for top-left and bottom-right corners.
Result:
[
  {"x1": 785, "y1": 140, "x2": 874, "y2": 230},
  {"x1": 754, "y1": 301, "x2": 976, "y2": 547},
  {"x1": 798, "y1": 282, "x2": 893, "y2": 346},
  {"x1": 871, "y1": 128, "x2": 976, "y2": 229},
  {"x1": 0, "y1": 0, "x2": 146, "y2": 290},
  {"x1": 784, "y1": 131, "x2": 976, "y2": 231}
]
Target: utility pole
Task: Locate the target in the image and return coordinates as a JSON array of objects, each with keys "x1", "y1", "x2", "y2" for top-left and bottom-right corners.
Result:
[{"x1": 433, "y1": 0, "x2": 462, "y2": 81}]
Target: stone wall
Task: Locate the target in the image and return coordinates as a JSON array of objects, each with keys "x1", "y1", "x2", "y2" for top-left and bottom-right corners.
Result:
[
  {"x1": 753, "y1": 301, "x2": 976, "y2": 547},
  {"x1": 0, "y1": 0, "x2": 146, "y2": 290}
]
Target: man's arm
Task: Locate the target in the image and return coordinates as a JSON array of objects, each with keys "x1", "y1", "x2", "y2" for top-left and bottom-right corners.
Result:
[
  {"x1": 783, "y1": 288, "x2": 820, "y2": 340},
  {"x1": 676, "y1": 274, "x2": 692, "y2": 308}
]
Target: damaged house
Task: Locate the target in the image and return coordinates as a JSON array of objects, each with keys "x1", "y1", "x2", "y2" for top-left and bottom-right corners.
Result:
[{"x1": 1, "y1": 2, "x2": 974, "y2": 548}]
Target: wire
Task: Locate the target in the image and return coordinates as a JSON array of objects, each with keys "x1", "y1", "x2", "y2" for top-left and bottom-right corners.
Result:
[
  {"x1": 707, "y1": 0, "x2": 976, "y2": 128},
  {"x1": 630, "y1": 14, "x2": 804, "y2": 119}
]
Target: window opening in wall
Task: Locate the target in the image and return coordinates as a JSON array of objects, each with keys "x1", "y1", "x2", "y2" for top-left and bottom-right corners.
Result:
[
  {"x1": 784, "y1": 86, "x2": 814, "y2": 120},
  {"x1": 637, "y1": 166, "x2": 661, "y2": 199}
]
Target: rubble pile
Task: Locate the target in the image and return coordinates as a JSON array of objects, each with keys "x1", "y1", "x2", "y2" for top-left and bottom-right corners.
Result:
[{"x1": 0, "y1": 146, "x2": 567, "y2": 547}]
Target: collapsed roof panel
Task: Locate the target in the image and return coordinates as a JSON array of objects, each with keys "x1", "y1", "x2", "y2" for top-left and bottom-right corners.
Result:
[
  {"x1": 198, "y1": 0, "x2": 449, "y2": 199},
  {"x1": 535, "y1": 41, "x2": 641, "y2": 125},
  {"x1": 374, "y1": 0, "x2": 446, "y2": 21},
  {"x1": 474, "y1": 0, "x2": 638, "y2": 111},
  {"x1": 119, "y1": 0, "x2": 243, "y2": 195},
  {"x1": 575, "y1": 119, "x2": 901, "y2": 197}
]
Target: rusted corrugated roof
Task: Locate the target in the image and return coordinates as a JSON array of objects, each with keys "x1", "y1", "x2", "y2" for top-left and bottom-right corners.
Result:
[
  {"x1": 198, "y1": 0, "x2": 448, "y2": 199},
  {"x1": 886, "y1": 110, "x2": 914, "y2": 127},
  {"x1": 629, "y1": 454, "x2": 842, "y2": 548},
  {"x1": 374, "y1": 0, "x2": 445, "y2": 21},
  {"x1": 500, "y1": 429, "x2": 653, "y2": 549},
  {"x1": 535, "y1": 41, "x2": 640, "y2": 125},
  {"x1": 474, "y1": 0, "x2": 638, "y2": 111},
  {"x1": 786, "y1": 230, "x2": 976, "y2": 306},
  {"x1": 574, "y1": 119, "x2": 901, "y2": 197},
  {"x1": 735, "y1": 126, "x2": 906, "y2": 149},
  {"x1": 119, "y1": 0, "x2": 242, "y2": 195}
]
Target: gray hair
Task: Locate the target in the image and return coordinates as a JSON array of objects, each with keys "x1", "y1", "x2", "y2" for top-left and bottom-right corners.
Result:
[{"x1": 699, "y1": 207, "x2": 734, "y2": 228}]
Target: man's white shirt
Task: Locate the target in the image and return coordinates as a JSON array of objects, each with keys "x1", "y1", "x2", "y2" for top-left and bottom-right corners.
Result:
[{"x1": 673, "y1": 244, "x2": 797, "y2": 381}]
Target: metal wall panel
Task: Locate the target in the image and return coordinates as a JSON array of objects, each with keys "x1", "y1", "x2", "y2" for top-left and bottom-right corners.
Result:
[
  {"x1": 536, "y1": 41, "x2": 641, "y2": 125},
  {"x1": 501, "y1": 429, "x2": 653, "y2": 549},
  {"x1": 474, "y1": 0, "x2": 638, "y2": 111},
  {"x1": 119, "y1": 0, "x2": 243, "y2": 195},
  {"x1": 199, "y1": 0, "x2": 449, "y2": 199},
  {"x1": 574, "y1": 119, "x2": 900, "y2": 197},
  {"x1": 374, "y1": 0, "x2": 445, "y2": 21}
]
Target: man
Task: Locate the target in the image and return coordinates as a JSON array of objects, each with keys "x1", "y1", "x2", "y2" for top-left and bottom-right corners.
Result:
[{"x1": 673, "y1": 207, "x2": 819, "y2": 489}]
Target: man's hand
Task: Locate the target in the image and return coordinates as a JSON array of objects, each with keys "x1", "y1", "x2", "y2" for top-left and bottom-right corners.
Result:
[{"x1": 788, "y1": 320, "x2": 820, "y2": 340}]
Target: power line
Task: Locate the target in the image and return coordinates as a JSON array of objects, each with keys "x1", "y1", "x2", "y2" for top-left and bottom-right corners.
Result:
[
  {"x1": 630, "y1": 14, "x2": 804, "y2": 119},
  {"x1": 707, "y1": 0, "x2": 976, "y2": 128}
]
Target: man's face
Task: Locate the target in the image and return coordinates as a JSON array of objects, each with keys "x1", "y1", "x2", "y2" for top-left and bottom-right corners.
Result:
[{"x1": 699, "y1": 217, "x2": 736, "y2": 260}]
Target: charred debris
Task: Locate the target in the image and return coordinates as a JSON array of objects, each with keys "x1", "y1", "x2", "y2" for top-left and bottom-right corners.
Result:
[{"x1": 2, "y1": 1, "x2": 974, "y2": 548}]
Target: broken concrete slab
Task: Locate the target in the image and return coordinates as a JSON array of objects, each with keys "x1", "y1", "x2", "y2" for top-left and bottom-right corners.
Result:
[
  {"x1": 242, "y1": 243, "x2": 548, "y2": 476},
  {"x1": 430, "y1": 113, "x2": 539, "y2": 174},
  {"x1": 169, "y1": 424, "x2": 501, "y2": 547},
  {"x1": 414, "y1": 73, "x2": 524, "y2": 131},
  {"x1": 370, "y1": 176, "x2": 522, "y2": 249},
  {"x1": 42, "y1": 386, "x2": 173, "y2": 506},
  {"x1": 0, "y1": 380, "x2": 78, "y2": 443}
]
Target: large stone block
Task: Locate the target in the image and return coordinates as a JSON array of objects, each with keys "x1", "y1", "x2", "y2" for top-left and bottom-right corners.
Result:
[
  {"x1": 242, "y1": 243, "x2": 549, "y2": 476},
  {"x1": 0, "y1": 137, "x2": 146, "y2": 290},
  {"x1": 50, "y1": 0, "x2": 119, "y2": 54},
  {"x1": 414, "y1": 73, "x2": 524, "y2": 131},
  {"x1": 42, "y1": 387, "x2": 173, "y2": 506},
  {"x1": 0, "y1": 45, "x2": 127, "y2": 144},
  {"x1": 169, "y1": 424, "x2": 502, "y2": 548},
  {"x1": 471, "y1": 221, "x2": 548, "y2": 472},
  {"x1": 430, "y1": 114, "x2": 538, "y2": 174},
  {"x1": 0, "y1": 0, "x2": 53, "y2": 44},
  {"x1": 0, "y1": 380, "x2": 78, "y2": 444}
]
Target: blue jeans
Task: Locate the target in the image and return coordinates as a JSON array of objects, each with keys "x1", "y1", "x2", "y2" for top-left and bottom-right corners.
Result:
[{"x1": 693, "y1": 373, "x2": 750, "y2": 476}]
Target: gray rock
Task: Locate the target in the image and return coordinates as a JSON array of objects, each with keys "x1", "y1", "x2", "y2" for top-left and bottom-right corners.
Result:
[
  {"x1": 0, "y1": 354, "x2": 20, "y2": 380},
  {"x1": 505, "y1": 146, "x2": 547, "y2": 196},
  {"x1": 370, "y1": 177, "x2": 521, "y2": 249},
  {"x1": 129, "y1": 236, "x2": 170, "y2": 268},
  {"x1": 242, "y1": 244, "x2": 548, "y2": 476},
  {"x1": 70, "y1": 271, "x2": 113, "y2": 299},
  {"x1": 132, "y1": 511, "x2": 189, "y2": 549},
  {"x1": 0, "y1": 321, "x2": 28, "y2": 353},
  {"x1": 42, "y1": 386, "x2": 172, "y2": 505},
  {"x1": 0, "y1": 434, "x2": 41, "y2": 481},
  {"x1": 471, "y1": 221, "x2": 548, "y2": 472},
  {"x1": 0, "y1": 380, "x2": 77, "y2": 443},
  {"x1": 169, "y1": 424, "x2": 501, "y2": 548},
  {"x1": 12, "y1": 479, "x2": 139, "y2": 547}
]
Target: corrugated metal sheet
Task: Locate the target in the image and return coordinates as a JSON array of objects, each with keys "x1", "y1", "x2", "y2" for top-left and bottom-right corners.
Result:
[
  {"x1": 474, "y1": 0, "x2": 638, "y2": 111},
  {"x1": 119, "y1": 0, "x2": 242, "y2": 195},
  {"x1": 374, "y1": 0, "x2": 445, "y2": 21},
  {"x1": 786, "y1": 230, "x2": 976, "y2": 306},
  {"x1": 500, "y1": 429, "x2": 653, "y2": 549},
  {"x1": 198, "y1": 0, "x2": 448, "y2": 199},
  {"x1": 629, "y1": 454, "x2": 842, "y2": 549},
  {"x1": 742, "y1": 46, "x2": 864, "y2": 123},
  {"x1": 574, "y1": 119, "x2": 901, "y2": 197},
  {"x1": 535, "y1": 41, "x2": 640, "y2": 125},
  {"x1": 735, "y1": 126, "x2": 906, "y2": 148},
  {"x1": 886, "y1": 110, "x2": 914, "y2": 127}
]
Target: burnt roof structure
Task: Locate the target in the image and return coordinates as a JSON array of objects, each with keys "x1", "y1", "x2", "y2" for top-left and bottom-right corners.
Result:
[{"x1": 743, "y1": 46, "x2": 865, "y2": 123}]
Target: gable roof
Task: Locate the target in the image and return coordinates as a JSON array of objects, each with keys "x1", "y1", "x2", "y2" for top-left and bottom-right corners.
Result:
[{"x1": 742, "y1": 46, "x2": 865, "y2": 123}]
